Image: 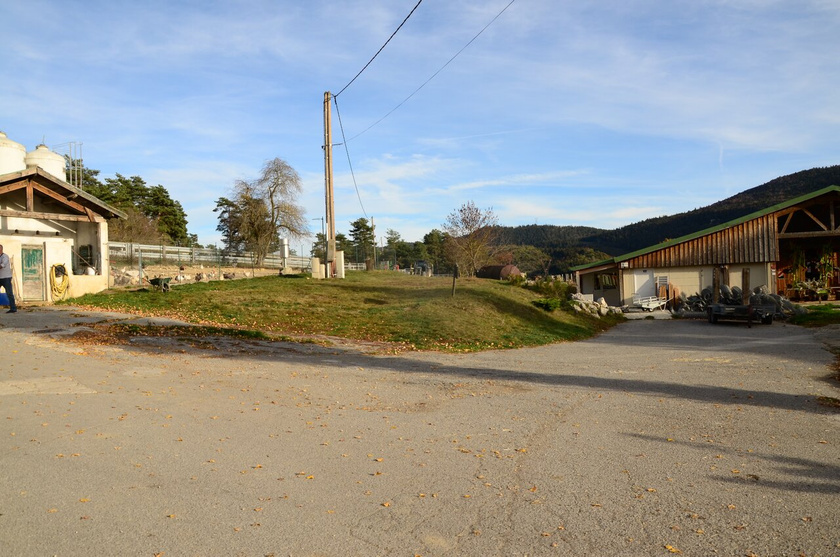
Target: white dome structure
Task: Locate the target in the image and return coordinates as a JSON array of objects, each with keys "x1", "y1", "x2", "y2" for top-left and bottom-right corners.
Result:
[
  {"x1": 25, "y1": 143, "x2": 66, "y2": 181},
  {"x1": 0, "y1": 131, "x2": 27, "y2": 176}
]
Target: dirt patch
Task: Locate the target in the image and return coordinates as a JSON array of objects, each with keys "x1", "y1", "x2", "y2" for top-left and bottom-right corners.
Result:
[{"x1": 60, "y1": 321, "x2": 410, "y2": 357}]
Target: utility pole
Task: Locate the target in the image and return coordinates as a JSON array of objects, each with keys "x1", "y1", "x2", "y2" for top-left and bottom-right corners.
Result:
[{"x1": 323, "y1": 91, "x2": 336, "y2": 277}]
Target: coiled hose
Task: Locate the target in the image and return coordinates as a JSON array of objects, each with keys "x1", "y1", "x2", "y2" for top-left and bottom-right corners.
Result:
[{"x1": 50, "y1": 264, "x2": 70, "y2": 301}]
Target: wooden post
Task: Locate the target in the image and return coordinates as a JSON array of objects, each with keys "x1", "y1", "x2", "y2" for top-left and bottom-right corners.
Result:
[
  {"x1": 323, "y1": 91, "x2": 336, "y2": 277},
  {"x1": 742, "y1": 268, "x2": 750, "y2": 305},
  {"x1": 712, "y1": 267, "x2": 720, "y2": 304},
  {"x1": 451, "y1": 264, "x2": 459, "y2": 297}
]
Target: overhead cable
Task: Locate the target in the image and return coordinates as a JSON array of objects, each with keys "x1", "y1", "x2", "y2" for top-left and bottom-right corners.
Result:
[
  {"x1": 335, "y1": 0, "x2": 424, "y2": 98},
  {"x1": 349, "y1": 0, "x2": 517, "y2": 141},
  {"x1": 333, "y1": 96, "x2": 368, "y2": 218}
]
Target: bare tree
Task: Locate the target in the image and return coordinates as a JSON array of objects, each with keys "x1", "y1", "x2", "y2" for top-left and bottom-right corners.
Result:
[
  {"x1": 442, "y1": 201, "x2": 499, "y2": 276},
  {"x1": 223, "y1": 157, "x2": 307, "y2": 265}
]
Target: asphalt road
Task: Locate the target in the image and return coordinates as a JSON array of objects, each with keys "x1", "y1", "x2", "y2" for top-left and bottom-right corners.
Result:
[{"x1": 1, "y1": 307, "x2": 838, "y2": 556}]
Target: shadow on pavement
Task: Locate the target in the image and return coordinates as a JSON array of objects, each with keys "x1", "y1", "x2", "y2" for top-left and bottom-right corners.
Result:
[{"x1": 627, "y1": 433, "x2": 840, "y2": 495}]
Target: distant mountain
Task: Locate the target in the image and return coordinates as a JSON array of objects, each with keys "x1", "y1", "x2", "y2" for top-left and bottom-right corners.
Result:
[
  {"x1": 498, "y1": 165, "x2": 840, "y2": 272},
  {"x1": 495, "y1": 224, "x2": 611, "y2": 273},
  {"x1": 581, "y1": 165, "x2": 840, "y2": 255}
]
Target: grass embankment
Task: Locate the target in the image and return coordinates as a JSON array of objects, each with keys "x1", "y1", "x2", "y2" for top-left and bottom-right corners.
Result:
[{"x1": 67, "y1": 271, "x2": 620, "y2": 351}]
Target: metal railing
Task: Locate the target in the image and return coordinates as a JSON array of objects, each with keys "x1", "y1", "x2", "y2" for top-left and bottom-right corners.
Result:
[{"x1": 108, "y1": 242, "x2": 309, "y2": 269}]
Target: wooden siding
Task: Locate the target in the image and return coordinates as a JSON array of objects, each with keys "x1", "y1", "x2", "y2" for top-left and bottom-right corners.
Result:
[{"x1": 625, "y1": 215, "x2": 777, "y2": 268}]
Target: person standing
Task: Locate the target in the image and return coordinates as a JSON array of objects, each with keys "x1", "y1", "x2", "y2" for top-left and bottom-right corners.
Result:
[{"x1": 0, "y1": 244, "x2": 17, "y2": 313}]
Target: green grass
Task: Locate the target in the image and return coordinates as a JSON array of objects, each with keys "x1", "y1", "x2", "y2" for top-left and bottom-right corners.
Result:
[
  {"x1": 788, "y1": 303, "x2": 840, "y2": 327},
  {"x1": 66, "y1": 271, "x2": 622, "y2": 351}
]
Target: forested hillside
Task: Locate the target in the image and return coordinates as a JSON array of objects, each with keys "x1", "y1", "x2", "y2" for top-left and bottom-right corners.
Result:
[
  {"x1": 580, "y1": 165, "x2": 840, "y2": 255},
  {"x1": 495, "y1": 224, "x2": 611, "y2": 273},
  {"x1": 498, "y1": 165, "x2": 840, "y2": 271}
]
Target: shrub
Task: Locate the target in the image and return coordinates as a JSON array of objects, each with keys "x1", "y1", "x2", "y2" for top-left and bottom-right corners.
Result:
[
  {"x1": 532, "y1": 297, "x2": 562, "y2": 312},
  {"x1": 527, "y1": 276, "x2": 577, "y2": 299}
]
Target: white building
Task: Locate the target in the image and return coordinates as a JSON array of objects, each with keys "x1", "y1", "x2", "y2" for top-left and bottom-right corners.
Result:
[{"x1": 0, "y1": 131, "x2": 125, "y2": 303}]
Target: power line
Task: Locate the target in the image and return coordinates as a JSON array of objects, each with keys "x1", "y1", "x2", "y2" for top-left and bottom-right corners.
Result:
[
  {"x1": 335, "y1": 0, "x2": 424, "y2": 98},
  {"x1": 349, "y1": 0, "x2": 516, "y2": 141},
  {"x1": 330, "y1": 0, "x2": 516, "y2": 219},
  {"x1": 333, "y1": 96, "x2": 368, "y2": 218}
]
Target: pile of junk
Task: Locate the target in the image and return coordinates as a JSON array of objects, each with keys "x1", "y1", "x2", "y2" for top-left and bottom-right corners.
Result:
[{"x1": 672, "y1": 284, "x2": 807, "y2": 325}]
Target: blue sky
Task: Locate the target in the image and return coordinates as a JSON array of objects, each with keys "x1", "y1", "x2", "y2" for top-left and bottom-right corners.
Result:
[{"x1": 2, "y1": 1, "x2": 838, "y2": 252}]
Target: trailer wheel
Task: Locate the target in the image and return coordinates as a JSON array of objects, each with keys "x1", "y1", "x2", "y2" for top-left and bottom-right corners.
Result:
[{"x1": 708, "y1": 308, "x2": 718, "y2": 323}]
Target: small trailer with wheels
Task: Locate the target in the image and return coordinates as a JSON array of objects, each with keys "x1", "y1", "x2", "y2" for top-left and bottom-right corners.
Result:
[
  {"x1": 707, "y1": 303, "x2": 775, "y2": 327},
  {"x1": 632, "y1": 295, "x2": 668, "y2": 312}
]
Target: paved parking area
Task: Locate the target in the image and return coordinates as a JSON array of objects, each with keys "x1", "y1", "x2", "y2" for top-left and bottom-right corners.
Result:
[{"x1": 1, "y1": 308, "x2": 838, "y2": 556}]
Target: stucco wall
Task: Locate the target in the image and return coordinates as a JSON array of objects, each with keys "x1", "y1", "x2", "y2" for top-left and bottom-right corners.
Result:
[
  {"x1": 617, "y1": 263, "x2": 773, "y2": 305},
  {"x1": 67, "y1": 274, "x2": 109, "y2": 298},
  {"x1": 0, "y1": 219, "x2": 111, "y2": 303}
]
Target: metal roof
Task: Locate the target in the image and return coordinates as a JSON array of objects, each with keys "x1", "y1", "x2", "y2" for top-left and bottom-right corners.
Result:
[{"x1": 572, "y1": 184, "x2": 840, "y2": 272}]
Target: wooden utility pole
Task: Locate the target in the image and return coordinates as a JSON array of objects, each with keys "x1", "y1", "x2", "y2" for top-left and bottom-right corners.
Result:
[{"x1": 323, "y1": 91, "x2": 336, "y2": 276}]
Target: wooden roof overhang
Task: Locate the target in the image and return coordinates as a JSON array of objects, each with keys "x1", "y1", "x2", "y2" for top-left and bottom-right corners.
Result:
[
  {"x1": 574, "y1": 261, "x2": 618, "y2": 276},
  {"x1": 0, "y1": 167, "x2": 126, "y2": 223},
  {"x1": 775, "y1": 190, "x2": 840, "y2": 240},
  {"x1": 572, "y1": 185, "x2": 840, "y2": 273}
]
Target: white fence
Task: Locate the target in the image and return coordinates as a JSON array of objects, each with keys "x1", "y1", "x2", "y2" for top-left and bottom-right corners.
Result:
[{"x1": 108, "y1": 242, "x2": 310, "y2": 269}]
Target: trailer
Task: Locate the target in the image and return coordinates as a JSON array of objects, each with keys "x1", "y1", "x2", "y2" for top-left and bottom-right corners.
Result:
[
  {"x1": 632, "y1": 295, "x2": 668, "y2": 312},
  {"x1": 707, "y1": 303, "x2": 775, "y2": 327}
]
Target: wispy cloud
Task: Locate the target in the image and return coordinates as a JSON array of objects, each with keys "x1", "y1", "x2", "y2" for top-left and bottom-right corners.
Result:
[{"x1": 2, "y1": 0, "x2": 838, "y2": 247}]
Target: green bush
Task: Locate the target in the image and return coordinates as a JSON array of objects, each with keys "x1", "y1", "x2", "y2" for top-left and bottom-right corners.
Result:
[
  {"x1": 526, "y1": 277, "x2": 577, "y2": 299},
  {"x1": 532, "y1": 297, "x2": 562, "y2": 312}
]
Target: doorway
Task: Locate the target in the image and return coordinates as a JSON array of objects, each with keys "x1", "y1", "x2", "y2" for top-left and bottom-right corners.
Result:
[
  {"x1": 633, "y1": 269, "x2": 655, "y2": 298},
  {"x1": 21, "y1": 246, "x2": 45, "y2": 301}
]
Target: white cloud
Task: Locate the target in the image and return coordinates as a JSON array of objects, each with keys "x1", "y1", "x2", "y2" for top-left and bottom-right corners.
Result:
[{"x1": 2, "y1": 0, "x2": 838, "y2": 248}]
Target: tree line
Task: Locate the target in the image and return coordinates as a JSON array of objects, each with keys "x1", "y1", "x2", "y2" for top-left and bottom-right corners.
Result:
[
  {"x1": 74, "y1": 154, "x2": 606, "y2": 275},
  {"x1": 308, "y1": 201, "x2": 591, "y2": 277},
  {"x1": 76, "y1": 154, "x2": 840, "y2": 275}
]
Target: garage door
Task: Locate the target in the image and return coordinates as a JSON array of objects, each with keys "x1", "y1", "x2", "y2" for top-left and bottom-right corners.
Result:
[{"x1": 633, "y1": 269, "x2": 655, "y2": 298}]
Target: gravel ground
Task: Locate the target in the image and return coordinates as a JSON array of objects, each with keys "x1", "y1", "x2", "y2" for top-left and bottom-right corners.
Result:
[{"x1": 0, "y1": 307, "x2": 838, "y2": 557}]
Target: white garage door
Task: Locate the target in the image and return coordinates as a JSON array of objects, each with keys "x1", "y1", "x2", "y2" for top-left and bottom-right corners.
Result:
[{"x1": 633, "y1": 269, "x2": 655, "y2": 298}]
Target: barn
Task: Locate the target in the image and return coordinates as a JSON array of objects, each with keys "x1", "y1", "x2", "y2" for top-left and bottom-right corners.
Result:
[
  {"x1": 0, "y1": 132, "x2": 125, "y2": 304},
  {"x1": 572, "y1": 185, "x2": 840, "y2": 307}
]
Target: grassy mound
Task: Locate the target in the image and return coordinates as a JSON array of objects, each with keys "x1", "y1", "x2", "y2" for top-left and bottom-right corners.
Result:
[{"x1": 67, "y1": 271, "x2": 621, "y2": 351}]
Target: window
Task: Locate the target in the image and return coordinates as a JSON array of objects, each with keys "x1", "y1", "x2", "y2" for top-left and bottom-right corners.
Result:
[{"x1": 596, "y1": 273, "x2": 617, "y2": 290}]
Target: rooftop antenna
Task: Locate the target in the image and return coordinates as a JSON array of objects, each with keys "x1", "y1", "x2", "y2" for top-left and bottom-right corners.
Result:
[{"x1": 51, "y1": 140, "x2": 84, "y2": 188}]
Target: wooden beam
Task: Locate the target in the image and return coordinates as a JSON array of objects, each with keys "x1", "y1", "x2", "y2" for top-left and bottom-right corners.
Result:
[
  {"x1": 780, "y1": 212, "x2": 793, "y2": 234},
  {"x1": 31, "y1": 183, "x2": 88, "y2": 214},
  {"x1": 26, "y1": 184, "x2": 33, "y2": 211},
  {"x1": 0, "y1": 181, "x2": 28, "y2": 196},
  {"x1": 0, "y1": 208, "x2": 104, "y2": 223},
  {"x1": 800, "y1": 207, "x2": 828, "y2": 231},
  {"x1": 778, "y1": 230, "x2": 840, "y2": 239}
]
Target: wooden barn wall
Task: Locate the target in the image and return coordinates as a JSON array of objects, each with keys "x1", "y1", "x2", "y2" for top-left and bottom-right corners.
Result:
[{"x1": 625, "y1": 215, "x2": 777, "y2": 268}]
